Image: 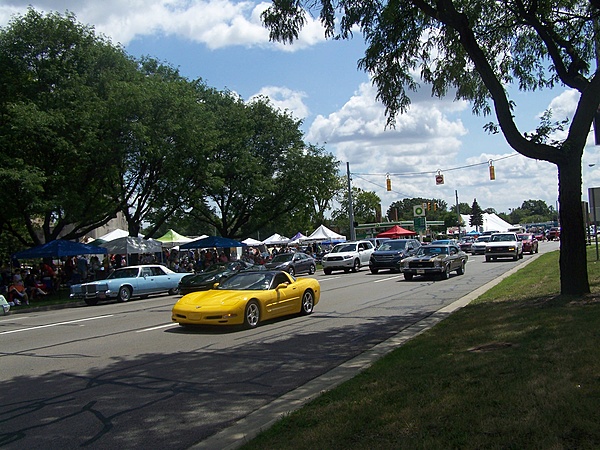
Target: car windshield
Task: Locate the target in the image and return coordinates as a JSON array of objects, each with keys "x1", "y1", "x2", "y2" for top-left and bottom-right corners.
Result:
[
  {"x1": 108, "y1": 268, "x2": 140, "y2": 279},
  {"x1": 271, "y1": 254, "x2": 293, "y2": 263},
  {"x1": 204, "y1": 263, "x2": 229, "y2": 273},
  {"x1": 491, "y1": 234, "x2": 515, "y2": 242},
  {"x1": 417, "y1": 246, "x2": 449, "y2": 256},
  {"x1": 217, "y1": 272, "x2": 275, "y2": 290},
  {"x1": 475, "y1": 236, "x2": 490, "y2": 242},
  {"x1": 517, "y1": 234, "x2": 532, "y2": 241},
  {"x1": 378, "y1": 241, "x2": 407, "y2": 251},
  {"x1": 332, "y1": 243, "x2": 357, "y2": 253}
]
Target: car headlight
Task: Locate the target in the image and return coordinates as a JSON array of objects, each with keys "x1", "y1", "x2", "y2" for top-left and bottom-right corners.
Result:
[
  {"x1": 342, "y1": 255, "x2": 353, "y2": 260},
  {"x1": 508, "y1": 246, "x2": 515, "y2": 251}
]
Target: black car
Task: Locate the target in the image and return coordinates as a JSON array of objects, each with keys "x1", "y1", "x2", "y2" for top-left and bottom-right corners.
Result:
[
  {"x1": 368, "y1": 239, "x2": 421, "y2": 274},
  {"x1": 178, "y1": 261, "x2": 255, "y2": 295},
  {"x1": 264, "y1": 252, "x2": 316, "y2": 276}
]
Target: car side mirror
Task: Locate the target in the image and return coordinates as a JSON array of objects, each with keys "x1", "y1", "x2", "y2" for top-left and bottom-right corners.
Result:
[
  {"x1": 212, "y1": 282, "x2": 220, "y2": 289},
  {"x1": 275, "y1": 282, "x2": 289, "y2": 290}
]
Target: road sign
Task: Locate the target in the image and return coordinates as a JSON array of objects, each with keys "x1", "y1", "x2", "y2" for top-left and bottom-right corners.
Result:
[
  {"x1": 413, "y1": 205, "x2": 425, "y2": 217},
  {"x1": 414, "y1": 217, "x2": 426, "y2": 231}
]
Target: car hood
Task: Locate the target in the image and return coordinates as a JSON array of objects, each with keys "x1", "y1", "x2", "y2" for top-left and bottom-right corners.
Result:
[
  {"x1": 180, "y1": 272, "x2": 224, "y2": 286},
  {"x1": 372, "y1": 250, "x2": 405, "y2": 256},
  {"x1": 405, "y1": 254, "x2": 446, "y2": 262},
  {"x1": 264, "y1": 261, "x2": 290, "y2": 269},
  {"x1": 176, "y1": 290, "x2": 254, "y2": 307},
  {"x1": 487, "y1": 241, "x2": 518, "y2": 247}
]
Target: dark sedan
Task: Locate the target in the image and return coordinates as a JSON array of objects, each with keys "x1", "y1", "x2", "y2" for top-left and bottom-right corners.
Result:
[
  {"x1": 178, "y1": 261, "x2": 256, "y2": 295},
  {"x1": 517, "y1": 233, "x2": 539, "y2": 254},
  {"x1": 264, "y1": 252, "x2": 316, "y2": 276},
  {"x1": 398, "y1": 244, "x2": 468, "y2": 281},
  {"x1": 368, "y1": 238, "x2": 421, "y2": 273}
]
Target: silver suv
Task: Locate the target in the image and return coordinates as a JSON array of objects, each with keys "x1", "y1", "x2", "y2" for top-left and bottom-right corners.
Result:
[{"x1": 322, "y1": 240, "x2": 375, "y2": 274}]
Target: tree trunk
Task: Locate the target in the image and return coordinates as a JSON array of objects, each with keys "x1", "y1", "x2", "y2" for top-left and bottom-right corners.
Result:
[{"x1": 557, "y1": 159, "x2": 590, "y2": 295}]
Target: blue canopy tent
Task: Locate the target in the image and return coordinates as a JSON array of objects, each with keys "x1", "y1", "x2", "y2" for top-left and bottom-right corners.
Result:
[
  {"x1": 12, "y1": 239, "x2": 108, "y2": 259},
  {"x1": 179, "y1": 236, "x2": 246, "y2": 249}
]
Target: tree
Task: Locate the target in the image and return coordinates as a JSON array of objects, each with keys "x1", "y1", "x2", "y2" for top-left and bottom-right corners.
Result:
[
  {"x1": 0, "y1": 9, "x2": 136, "y2": 246},
  {"x1": 186, "y1": 93, "x2": 329, "y2": 239},
  {"x1": 470, "y1": 198, "x2": 484, "y2": 231},
  {"x1": 262, "y1": 0, "x2": 598, "y2": 294},
  {"x1": 332, "y1": 187, "x2": 381, "y2": 235}
]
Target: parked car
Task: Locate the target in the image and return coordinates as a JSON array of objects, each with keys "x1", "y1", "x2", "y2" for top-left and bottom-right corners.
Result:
[
  {"x1": 470, "y1": 235, "x2": 491, "y2": 255},
  {"x1": 398, "y1": 244, "x2": 468, "y2": 281},
  {"x1": 178, "y1": 261, "x2": 256, "y2": 295},
  {"x1": 459, "y1": 237, "x2": 476, "y2": 253},
  {"x1": 71, "y1": 265, "x2": 189, "y2": 305},
  {"x1": 171, "y1": 270, "x2": 320, "y2": 328},
  {"x1": 322, "y1": 240, "x2": 375, "y2": 274},
  {"x1": 485, "y1": 232, "x2": 523, "y2": 261},
  {"x1": 368, "y1": 239, "x2": 421, "y2": 273},
  {"x1": 264, "y1": 252, "x2": 316, "y2": 276},
  {"x1": 517, "y1": 233, "x2": 539, "y2": 254}
]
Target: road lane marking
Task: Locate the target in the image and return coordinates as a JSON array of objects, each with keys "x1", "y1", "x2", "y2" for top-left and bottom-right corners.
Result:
[
  {"x1": 374, "y1": 275, "x2": 404, "y2": 283},
  {"x1": 137, "y1": 323, "x2": 179, "y2": 332},
  {"x1": 0, "y1": 315, "x2": 114, "y2": 335}
]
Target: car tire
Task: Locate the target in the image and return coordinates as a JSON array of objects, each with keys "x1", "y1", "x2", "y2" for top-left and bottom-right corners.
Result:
[
  {"x1": 486, "y1": 256, "x2": 491, "y2": 262},
  {"x1": 442, "y1": 264, "x2": 450, "y2": 279},
  {"x1": 519, "y1": 251, "x2": 523, "y2": 259},
  {"x1": 288, "y1": 267, "x2": 295, "y2": 276},
  {"x1": 457, "y1": 261, "x2": 465, "y2": 275},
  {"x1": 168, "y1": 288, "x2": 179, "y2": 295},
  {"x1": 513, "y1": 253, "x2": 518, "y2": 261},
  {"x1": 300, "y1": 290, "x2": 315, "y2": 315},
  {"x1": 308, "y1": 264, "x2": 316, "y2": 275},
  {"x1": 404, "y1": 273, "x2": 413, "y2": 281},
  {"x1": 370, "y1": 268, "x2": 379, "y2": 274},
  {"x1": 323, "y1": 268, "x2": 332, "y2": 275},
  {"x1": 352, "y1": 259, "x2": 360, "y2": 272},
  {"x1": 84, "y1": 298, "x2": 99, "y2": 306},
  {"x1": 117, "y1": 286, "x2": 132, "y2": 302},
  {"x1": 244, "y1": 300, "x2": 260, "y2": 329}
]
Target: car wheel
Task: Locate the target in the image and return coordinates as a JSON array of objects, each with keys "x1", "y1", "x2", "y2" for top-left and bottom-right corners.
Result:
[
  {"x1": 513, "y1": 253, "x2": 518, "y2": 261},
  {"x1": 457, "y1": 260, "x2": 465, "y2": 275},
  {"x1": 404, "y1": 273, "x2": 413, "y2": 281},
  {"x1": 442, "y1": 264, "x2": 450, "y2": 280},
  {"x1": 519, "y1": 251, "x2": 524, "y2": 259},
  {"x1": 535, "y1": 246, "x2": 539, "y2": 254},
  {"x1": 84, "y1": 298, "x2": 99, "y2": 306},
  {"x1": 370, "y1": 268, "x2": 379, "y2": 274},
  {"x1": 352, "y1": 259, "x2": 360, "y2": 272},
  {"x1": 300, "y1": 290, "x2": 315, "y2": 315},
  {"x1": 288, "y1": 266, "x2": 295, "y2": 276},
  {"x1": 486, "y1": 256, "x2": 491, "y2": 262},
  {"x1": 244, "y1": 300, "x2": 260, "y2": 329},
  {"x1": 308, "y1": 264, "x2": 316, "y2": 275},
  {"x1": 323, "y1": 268, "x2": 332, "y2": 275},
  {"x1": 168, "y1": 288, "x2": 179, "y2": 295},
  {"x1": 117, "y1": 286, "x2": 132, "y2": 302}
]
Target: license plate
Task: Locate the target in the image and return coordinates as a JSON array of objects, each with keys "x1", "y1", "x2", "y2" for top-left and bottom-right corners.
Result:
[
  {"x1": 98, "y1": 293, "x2": 106, "y2": 299},
  {"x1": 417, "y1": 269, "x2": 425, "y2": 274}
]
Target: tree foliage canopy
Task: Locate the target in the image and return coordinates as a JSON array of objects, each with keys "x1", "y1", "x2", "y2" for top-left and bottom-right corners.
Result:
[{"x1": 262, "y1": 0, "x2": 599, "y2": 294}]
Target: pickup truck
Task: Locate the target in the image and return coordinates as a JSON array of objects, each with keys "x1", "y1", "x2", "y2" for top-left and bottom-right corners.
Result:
[{"x1": 485, "y1": 232, "x2": 523, "y2": 262}]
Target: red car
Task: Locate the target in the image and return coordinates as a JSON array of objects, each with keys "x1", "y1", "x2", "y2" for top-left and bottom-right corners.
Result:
[{"x1": 517, "y1": 233, "x2": 539, "y2": 254}]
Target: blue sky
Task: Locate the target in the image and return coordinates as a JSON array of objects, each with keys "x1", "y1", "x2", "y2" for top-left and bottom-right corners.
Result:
[{"x1": 2, "y1": 0, "x2": 599, "y2": 217}]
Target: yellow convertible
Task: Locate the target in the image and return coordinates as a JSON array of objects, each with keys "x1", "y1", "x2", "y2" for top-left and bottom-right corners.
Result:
[{"x1": 171, "y1": 270, "x2": 320, "y2": 328}]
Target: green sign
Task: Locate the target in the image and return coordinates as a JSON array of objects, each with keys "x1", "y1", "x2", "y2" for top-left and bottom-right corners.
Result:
[{"x1": 414, "y1": 217, "x2": 426, "y2": 231}]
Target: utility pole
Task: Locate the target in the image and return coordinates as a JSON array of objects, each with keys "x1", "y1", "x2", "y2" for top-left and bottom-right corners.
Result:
[
  {"x1": 347, "y1": 162, "x2": 356, "y2": 241},
  {"x1": 455, "y1": 190, "x2": 461, "y2": 237}
]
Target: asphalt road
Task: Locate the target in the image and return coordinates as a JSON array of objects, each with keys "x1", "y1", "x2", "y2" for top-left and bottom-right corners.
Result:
[{"x1": 0, "y1": 241, "x2": 559, "y2": 449}]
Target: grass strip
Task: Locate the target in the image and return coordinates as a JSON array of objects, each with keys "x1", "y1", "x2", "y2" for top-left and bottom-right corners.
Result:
[{"x1": 242, "y1": 249, "x2": 600, "y2": 449}]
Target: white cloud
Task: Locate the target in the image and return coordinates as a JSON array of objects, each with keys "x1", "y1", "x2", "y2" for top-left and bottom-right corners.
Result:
[
  {"x1": 0, "y1": 0, "x2": 327, "y2": 50},
  {"x1": 250, "y1": 86, "x2": 309, "y2": 119}
]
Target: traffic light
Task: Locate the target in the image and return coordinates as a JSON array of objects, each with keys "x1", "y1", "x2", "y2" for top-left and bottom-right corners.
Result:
[
  {"x1": 386, "y1": 177, "x2": 391, "y2": 191},
  {"x1": 427, "y1": 202, "x2": 431, "y2": 210},
  {"x1": 434, "y1": 202, "x2": 438, "y2": 211}
]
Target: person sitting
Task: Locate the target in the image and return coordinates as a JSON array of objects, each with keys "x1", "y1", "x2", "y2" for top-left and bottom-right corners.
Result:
[
  {"x1": 24, "y1": 271, "x2": 48, "y2": 300},
  {"x1": 8, "y1": 281, "x2": 28, "y2": 305}
]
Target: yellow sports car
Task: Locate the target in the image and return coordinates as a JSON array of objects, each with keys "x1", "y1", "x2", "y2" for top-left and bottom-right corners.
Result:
[{"x1": 171, "y1": 270, "x2": 320, "y2": 328}]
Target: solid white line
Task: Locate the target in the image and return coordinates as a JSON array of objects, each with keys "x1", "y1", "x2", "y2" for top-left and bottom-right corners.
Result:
[
  {"x1": 137, "y1": 323, "x2": 179, "y2": 333},
  {"x1": 0, "y1": 315, "x2": 114, "y2": 335},
  {"x1": 374, "y1": 275, "x2": 404, "y2": 283}
]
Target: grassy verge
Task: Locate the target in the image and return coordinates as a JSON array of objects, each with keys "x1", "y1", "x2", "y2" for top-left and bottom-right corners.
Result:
[{"x1": 242, "y1": 249, "x2": 600, "y2": 449}]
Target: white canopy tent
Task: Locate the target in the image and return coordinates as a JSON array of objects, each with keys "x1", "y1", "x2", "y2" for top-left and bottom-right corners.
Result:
[
  {"x1": 460, "y1": 213, "x2": 513, "y2": 233},
  {"x1": 96, "y1": 228, "x2": 130, "y2": 242},
  {"x1": 303, "y1": 225, "x2": 346, "y2": 243},
  {"x1": 99, "y1": 236, "x2": 163, "y2": 255},
  {"x1": 242, "y1": 237, "x2": 262, "y2": 246},
  {"x1": 262, "y1": 233, "x2": 290, "y2": 246}
]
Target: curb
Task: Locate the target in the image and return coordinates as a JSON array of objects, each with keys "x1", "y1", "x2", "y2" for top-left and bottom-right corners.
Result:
[{"x1": 193, "y1": 252, "x2": 543, "y2": 450}]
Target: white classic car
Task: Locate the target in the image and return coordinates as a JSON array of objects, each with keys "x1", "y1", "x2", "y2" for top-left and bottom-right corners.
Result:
[{"x1": 70, "y1": 265, "x2": 189, "y2": 305}]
